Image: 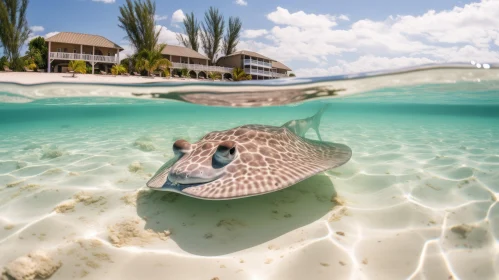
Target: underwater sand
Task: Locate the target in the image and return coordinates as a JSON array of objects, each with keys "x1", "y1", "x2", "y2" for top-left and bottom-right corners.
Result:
[{"x1": 0, "y1": 95, "x2": 498, "y2": 279}]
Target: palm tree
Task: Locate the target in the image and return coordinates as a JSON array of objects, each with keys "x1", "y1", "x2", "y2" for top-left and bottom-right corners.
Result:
[
  {"x1": 68, "y1": 60, "x2": 87, "y2": 77},
  {"x1": 111, "y1": 64, "x2": 127, "y2": 76},
  {"x1": 135, "y1": 44, "x2": 172, "y2": 77},
  {"x1": 177, "y1": 12, "x2": 200, "y2": 51},
  {"x1": 200, "y1": 7, "x2": 225, "y2": 65},
  {"x1": 208, "y1": 71, "x2": 221, "y2": 80},
  {"x1": 163, "y1": 67, "x2": 171, "y2": 78},
  {"x1": 232, "y1": 68, "x2": 251, "y2": 81},
  {"x1": 222, "y1": 17, "x2": 242, "y2": 56},
  {"x1": 118, "y1": 0, "x2": 159, "y2": 52},
  {"x1": 0, "y1": 0, "x2": 31, "y2": 71}
]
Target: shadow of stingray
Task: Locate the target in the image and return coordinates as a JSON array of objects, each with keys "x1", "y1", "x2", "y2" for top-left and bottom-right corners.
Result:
[{"x1": 136, "y1": 174, "x2": 338, "y2": 256}]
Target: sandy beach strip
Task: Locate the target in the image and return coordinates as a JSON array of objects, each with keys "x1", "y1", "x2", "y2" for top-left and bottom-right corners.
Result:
[{"x1": 0, "y1": 72, "x2": 203, "y2": 85}]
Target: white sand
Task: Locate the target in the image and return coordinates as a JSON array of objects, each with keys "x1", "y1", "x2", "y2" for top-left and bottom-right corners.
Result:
[
  {"x1": 0, "y1": 72, "x2": 198, "y2": 85},
  {"x1": 0, "y1": 113, "x2": 497, "y2": 280}
]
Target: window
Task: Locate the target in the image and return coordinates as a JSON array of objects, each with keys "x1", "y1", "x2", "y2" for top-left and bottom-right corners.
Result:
[
  {"x1": 57, "y1": 48, "x2": 61, "y2": 52},
  {"x1": 63, "y1": 48, "x2": 67, "y2": 52},
  {"x1": 107, "y1": 52, "x2": 111, "y2": 56},
  {"x1": 73, "y1": 49, "x2": 77, "y2": 53}
]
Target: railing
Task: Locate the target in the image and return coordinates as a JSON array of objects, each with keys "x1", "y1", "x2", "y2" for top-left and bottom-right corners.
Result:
[
  {"x1": 244, "y1": 68, "x2": 288, "y2": 78},
  {"x1": 246, "y1": 68, "x2": 271, "y2": 76},
  {"x1": 272, "y1": 72, "x2": 288, "y2": 78},
  {"x1": 49, "y1": 52, "x2": 118, "y2": 63},
  {"x1": 170, "y1": 62, "x2": 233, "y2": 73},
  {"x1": 243, "y1": 59, "x2": 272, "y2": 68}
]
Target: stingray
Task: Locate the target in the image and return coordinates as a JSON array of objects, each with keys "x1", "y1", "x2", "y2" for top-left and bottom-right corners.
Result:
[{"x1": 147, "y1": 104, "x2": 352, "y2": 200}]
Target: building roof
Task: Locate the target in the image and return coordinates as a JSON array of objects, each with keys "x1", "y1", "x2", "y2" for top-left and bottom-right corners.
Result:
[
  {"x1": 272, "y1": 61, "x2": 292, "y2": 71},
  {"x1": 161, "y1": 45, "x2": 208, "y2": 60},
  {"x1": 221, "y1": 50, "x2": 273, "y2": 61},
  {"x1": 46, "y1": 32, "x2": 124, "y2": 51}
]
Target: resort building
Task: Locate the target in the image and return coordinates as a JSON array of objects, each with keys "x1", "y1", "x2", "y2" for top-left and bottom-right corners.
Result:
[
  {"x1": 46, "y1": 32, "x2": 123, "y2": 74},
  {"x1": 216, "y1": 50, "x2": 292, "y2": 80},
  {"x1": 161, "y1": 45, "x2": 232, "y2": 79}
]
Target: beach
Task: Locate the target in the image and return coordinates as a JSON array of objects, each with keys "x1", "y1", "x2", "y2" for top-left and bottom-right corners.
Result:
[{"x1": 0, "y1": 72, "x2": 202, "y2": 85}]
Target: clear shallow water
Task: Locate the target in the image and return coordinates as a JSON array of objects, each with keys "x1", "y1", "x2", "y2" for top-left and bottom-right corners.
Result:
[{"x1": 0, "y1": 66, "x2": 498, "y2": 280}]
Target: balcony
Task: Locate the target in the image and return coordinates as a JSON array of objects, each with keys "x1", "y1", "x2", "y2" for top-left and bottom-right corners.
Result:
[
  {"x1": 49, "y1": 52, "x2": 118, "y2": 63},
  {"x1": 272, "y1": 72, "x2": 288, "y2": 78},
  {"x1": 243, "y1": 59, "x2": 272, "y2": 68},
  {"x1": 245, "y1": 68, "x2": 288, "y2": 78},
  {"x1": 246, "y1": 68, "x2": 272, "y2": 76},
  {"x1": 171, "y1": 62, "x2": 233, "y2": 73}
]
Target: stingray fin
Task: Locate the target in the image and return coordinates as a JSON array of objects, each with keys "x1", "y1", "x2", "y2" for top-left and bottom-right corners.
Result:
[
  {"x1": 147, "y1": 156, "x2": 179, "y2": 189},
  {"x1": 311, "y1": 104, "x2": 329, "y2": 141}
]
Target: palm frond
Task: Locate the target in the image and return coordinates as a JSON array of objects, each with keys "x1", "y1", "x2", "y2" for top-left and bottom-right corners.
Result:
[
  {"x1": 177, "y1": 12, "x2": 200, "y2": 51},
  {"x1": 200, "y1": 7, "x2": 225, "y2": 65},
  {"x1": 118, "y1": 0, "x2": 159, "y2": 52},
  {"x1": 0, "y1": 0, "x2": 31, "y2": 71},
  {"x1": 222, "y1": 16, "x2": 242, "y2": 56}
]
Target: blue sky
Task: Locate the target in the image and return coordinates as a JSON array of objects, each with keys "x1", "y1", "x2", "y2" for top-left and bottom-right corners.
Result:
[{"x1": 23, "y1": 0, "x2": 499, "y2": 76}]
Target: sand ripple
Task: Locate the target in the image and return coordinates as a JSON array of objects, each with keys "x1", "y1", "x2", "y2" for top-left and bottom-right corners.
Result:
[{"x1": 0, "y1": 116, "x2": 498, "y2": 280}]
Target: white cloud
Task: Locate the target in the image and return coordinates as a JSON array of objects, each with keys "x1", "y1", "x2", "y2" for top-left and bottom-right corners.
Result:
[
  {"x1": 267, "y1": 7, "x2": 337, "y2": 28},
  {"x1": 235, "y1": 0, "x2": 248, "y2": 6},
  {"x1": 171, "y1": 9, "x2": 185, "y2": 23},
  {"x1": 338, "y1": 15, "x2": 349, "y2": 21},
  {"x1": 156, "y1": 25, "x2": 179, "y2": 45},
  {"x1": 154, "y1": 15, "x2": 168, "y2": 21},
  {"x1": 120, "y1": 44, "x2": 135, "y2": 60},
  {"x1": 242, "y1": 29, "x2": 268, "y2": 39},
  {"x1": 294, "y1": 56, "x2": 437, "y2": 77},
  {"x1": 92, "y1": 0, "x2": 115, "y2": 3},
  {"x1": 30, "y1": 26, "x2": 44, "y2": 33},
  {"x1": 391, "y1": 2, "x2": 499, "y2": 49},
  {"x1": 241, "y1": 1, "x2": 499, "y2": 75},
  {"x1": 44, "y1": 31, "x2": 60, "y2": 39}
]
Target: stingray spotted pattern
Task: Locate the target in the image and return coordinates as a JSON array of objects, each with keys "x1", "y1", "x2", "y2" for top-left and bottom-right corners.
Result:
[{"x1": 147, "y1": 121, "x2": 352, "y2": 200}]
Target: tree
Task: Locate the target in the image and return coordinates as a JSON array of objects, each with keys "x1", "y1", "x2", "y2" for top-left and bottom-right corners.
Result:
[
  {"x1": 135, "y1": 43, "x2": 172, "y2": 77},
  {"x1": 208, "y1": 71, "x2": 221, "y2": 80},
  {"x1": 289, "y1": 73, "x2": 296, "y2": 77},
  {"x1": 68, "y1": 60, "x2": 87, "y2": 77},
  {"x1": 0, "y1": 56, "x2": 8, "y2": 69},
  {"x1": 118, "y1": 0, "x2": 159, "y2": 52},
  {"x1": 163, "y1": 67, "x2": 170, "y2": 77},
  {"x1": 26, "y1": 36, "x2": 47, "y2": 70},
  {"x1": 200, "y1": 7, "x2": 225, "y2": 65},
  {"x1": 121, "y1": 56, "x2": 140, "y2": 73},
  {"x1": 0, "y1": 0, "x2": 31, "y2": 71},
  {"x1": 232, "y1": 67, "x2": 251, "y2": 81},
  {"x1": 23, "y1": 55, "x2": 36, "y2": 70},
  {"x1": 177, "y1": 12, "x2": 200, "y2": 51},
  {"x1": 222, "y1": 17, "x2": 242, "y2": 56},
  {"x1": 111, "y1": 64, "x2": 127, "y2": 76}
]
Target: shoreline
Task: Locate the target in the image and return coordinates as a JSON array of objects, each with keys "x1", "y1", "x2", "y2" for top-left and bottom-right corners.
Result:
[{"x1": 0, "y1": 72, "x2": 204, "y2": 85}]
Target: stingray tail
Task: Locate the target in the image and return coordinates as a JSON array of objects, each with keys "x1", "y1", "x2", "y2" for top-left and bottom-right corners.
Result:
[{"x1": 311, "y1": 104, "x2": 330, "y2": 141}]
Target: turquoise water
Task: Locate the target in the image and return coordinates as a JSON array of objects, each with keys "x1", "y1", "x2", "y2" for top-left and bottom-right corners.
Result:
[{"x1": 0, "y1": 69, "x2": 499, "y2": 280}]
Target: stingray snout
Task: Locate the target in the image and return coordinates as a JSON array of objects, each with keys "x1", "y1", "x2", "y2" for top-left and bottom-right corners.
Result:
[{"x1": 168, "y1": 166, "x2": 222, "y2": 185}]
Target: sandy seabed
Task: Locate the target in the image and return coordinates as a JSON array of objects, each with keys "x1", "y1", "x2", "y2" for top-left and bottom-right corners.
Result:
[{"x1": 0, "y1": 114, "x2": 498, "y2": 280}]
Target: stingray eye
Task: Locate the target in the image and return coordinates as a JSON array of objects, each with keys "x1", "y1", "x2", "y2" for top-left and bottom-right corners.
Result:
[
  {"x1": 213, "y1": 141, "x2": 237, "y2": 168},
  {"x1": 173, "y1": 139, "x2": 191, "y2": 156}
]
